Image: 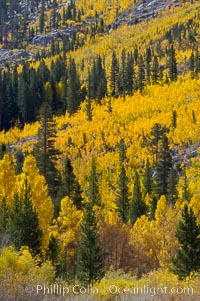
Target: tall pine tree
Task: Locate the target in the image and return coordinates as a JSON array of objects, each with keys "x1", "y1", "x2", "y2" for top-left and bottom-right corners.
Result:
[
  {"x1": 130, "y1": 172, "x2": 147, "y2": 224},
  {"x1": 172, "y1": 205, "x2": 200, "y2": 279},
  {"x1": 33, "y1": 102, "x2": 60, "y2": 205},
  {"x1": 77, "y1": 203, "x2": 104, "y2": 284},
  {"x1": 7, "y1": 179, "x2": 42, "y2": 256},
  {"x1": 57, "y1": 156, "x2": 83, "y2": 211}
]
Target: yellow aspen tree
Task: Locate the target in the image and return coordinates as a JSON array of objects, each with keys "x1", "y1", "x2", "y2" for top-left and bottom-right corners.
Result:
[
  {"x1": 130, "y1": 215, "x2": 160, "y2": 273},
  {"x1": 155, "y1": 195, "x2": 179, "y2": 267},
  {"x1": 51, "y1": 196, "x2": 82, "y2": 261},
  {"x1": 190, "y1": 194, "x2": 200, "y2": 224},
  {"x1": 0, "y1": 154, "x2": 16, "y2": 207}
]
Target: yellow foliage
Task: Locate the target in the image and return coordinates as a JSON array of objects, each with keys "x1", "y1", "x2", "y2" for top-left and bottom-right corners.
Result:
[
  {"x1": 50, "y1": 196, "x2": 82, "y2": 261},
  {"x1": 0, "y1": 247, "x2": 55, "y2": 300},
  {"x1": 0, "y1": 154, "x2": 16, "y2": 207}
]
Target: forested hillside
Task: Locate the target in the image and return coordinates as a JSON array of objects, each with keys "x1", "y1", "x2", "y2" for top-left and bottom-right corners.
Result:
[{"x1": 0, "y1": 0, "x2": 200, "y2": 300}]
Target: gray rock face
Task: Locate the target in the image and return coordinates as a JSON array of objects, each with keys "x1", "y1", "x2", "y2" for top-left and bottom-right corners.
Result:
[
  {"x1": 0, "y1": 49, "x2": 36, "y2": 69},
  {"x1": 110, "y1": 0, "x2": 180, "y2": 30}
]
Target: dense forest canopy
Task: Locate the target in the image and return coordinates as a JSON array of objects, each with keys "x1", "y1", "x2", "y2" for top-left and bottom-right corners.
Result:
[{"x1": 0, "y1": 0, "x2": 200, "y2": 300}]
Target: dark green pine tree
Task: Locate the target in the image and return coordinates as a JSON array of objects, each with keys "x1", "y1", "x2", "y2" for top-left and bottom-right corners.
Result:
[
  {"x1": 126, "y1": 51, "x2": 134, "y2": 95},
  {"x1": 116, "y1": 139, "x2": 129, "y2": 223},
  {"x1": 0, "y1": 198, "x2": 9, "y2": 247},
  {"x1": 0, "y1": 143, "x2": 6, "y2": 160},
  {"x1": 138, "y1": 54, "x2": 145, "y2": 92},
  {"x1": 151, "y1": 55, "x2": 160, "y2": 84},
  {"x1": 77, "y1": 203, "x2": 105, "y2": 284},
  {"x1": 17, "y1": 65, "x2": 36, "y2": 125},
  {"x1": 67, "y1": 57, "x2": 81, "y2": 115},
  {"x1": 116, "y1": 165, "x2": 129, "y2": 223},
  {"x1": 192, "y1": 110, "x2": 197, "y2": 124},
  {"x1": 15, "y1": 149, "x2": 25, "y2": 175},
  {"x1": 1, "y1": 70, "x2": 19, "y2": 131},
  {"x1": 167, "y1": 168, "x2": 178, "y2": 204},
  {"x1": 51, "y1": 0, "x2": 58, "y2": 29},
  {"x1": 57, "y1": 156, "x2": 83, "y2": 210},
  {"x1": 167, "y1": 44, "x2": 177, "y2": 82},
  {"x1": 7, "y1": 179, "x2": 42, "y2": 256},
  {"x1": 119, "y1": 138, "x2": 126, "y2": 164},
  {"x1": 143, "y1": 158, "x2": 152, "y2": 196},
  {"x1": 87, "y1": 158, "x2": 101, "y2": 206},
  {"x1": 195, "y1": 50, "x2": 200, "y2": 74},
  {"x1": 37, "y1": 60, "x2": 50, "y2": 85},
  {"x1": 33, "y1": 102, "x2": 60, "y2": 203},
  {"x1": 110, "y1": 50, "x2": 119, "y2": 98},
  {"x1": 148, "y1": 123, "x2": 169, "y2": 162},
  {"x1": 145, "y1": 47, "x2": 151, "y2": 84},
  {"x1": 172, "y1": 205, "x2": 200, "y2": 279},
  {"x1": 153, "y1": 134, "x2": 172, "y2": 199},
  {"x1": 148, "y1": 197, "x2": 158, "y2": 221},
  {"x1": 189, "y1": 52, "x2": 195, "y2": 79},
  {"x1": 47, "y1": 234, "x2": 60, "y2": 267},
  {"x1": 39, "y1": 0, "x2": 45, "y2": 33},
  {"x1": 87, "y1": 65, "x2": 95, "y2": 101},
  {"x1": 172, "y1": 110, "x2": 177, "y2": 129},
  {"x1": 86, "y1": 95, "x2": 92, "y2": 122},
  {"x1": 95, "y1": 55, "x2": 107, "y2": 103},
  {"x1": 130, "y1": 172, "x2": 147, "y2": 225},
  {"x1": 87, "y1": 55, "x2": 107, "y2": 103},
  {"x1": 182, "y1": 170, "x2": 191, "y2": 202},
  {"x1": 86, "y1": 68, "x2": 94, "y2": 121},
  {"x1": 119, "y1": 49, "x2": 127, "y2": 100}
]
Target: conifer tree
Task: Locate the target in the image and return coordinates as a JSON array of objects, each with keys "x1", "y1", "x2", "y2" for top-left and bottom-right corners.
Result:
[
  {"x1": 154, "y1": 134, "x2": 172, "y2": 198},
  {"x1": 119, "y1": 138, "x2": 126, "y2": 164},
  {"x1": 0, "y1": 198, "x2": 9, "y2": 247},
  {"x1": 47, "y1": 234, "x2": 60, "y2": 267},
  {"x1": 189, "y1": 52, "x2": 195, "y2": 79},
  {"x1": 39, "y1": 0, "x2": 45, "y2": 33},
  {"x1": 7, "y1": 179, "x2": 42, "y2": 256},
  {"x1": 95, "y1": 55, "x2": 107, "y2": 103},
  {"x1": 172, "y1": 205, "x2": 200, "y2": 279},
  {"x1": 116, "y1": 165, "x2": 129, "y2": 223},
  {"x1": 167, "y1": 168, "x2": 178, "y2": 204},
  {"x1": 130, "y1": 172, "x2": 147, "y2": 224},
  {"x1": 51, "y1": 0, "x2": 58, "y2": 29},
  {"x1": 67, "y1": 57, "x2": 81, "y2": 115},
  {"x1": 57, "y1": 156, "x2": 83, "y2": 210},
  {"x1": 167, "y1": 44, "x2": 177, "y2": 82},
  {"x1": 147, "y1": 123, "x2": 169, "y2": 162},
  {"x1": 87, "y1": 158, "x2": 101, "y2": 206},
  {"x1": 33, "y1": 102, "x2": 60, "y2": 203},
  {"x1": 77, "y1": 203, "x2": 104, "y2": 284},
  {"x1": 148, "y1": 197, "x2": 157, "y2": 220},
  {"x1": 182, "y1": 170, "x2": 190, "y2": 201},
  {"x1": 138, "y1": 54, "x2": 145, "y2": 92},
  {"x1": 151, "y1": 55, "x2": 159, "y2": 84},
  {"x1": 143, "y1": 158, "x2": 152, "y2": 196},
  {"x1": 110, "y1": 50, "x2": 119, "y2": 98},
  {"x1": 116, "y1": 140, "x2": 129, "y2": 223},
  {"x1": 119, "y1": 49, "x2": 127, "y2": 100},
  {"x1": 0, "y1": 143, "x2": 6, "y2": 160},
  {"x1": 15, "y1": 149, "x2": 25, "y2": 175},
  {"x1": 145, "y1": 47, "x2": 151, "y2": 83},
  {"x1": 172, "y1": 110, "x2": 177, "y2": 129},
  {"x1": 126, "y1": 51, "x2": 134, "y2": 95},
  {"x1": 86, "y1": 95, "x2": 92, "y2": 122}
]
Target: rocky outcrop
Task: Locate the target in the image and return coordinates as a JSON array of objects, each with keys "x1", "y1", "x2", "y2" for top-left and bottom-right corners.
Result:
[
  {"x1": 110, "y1": 0, "x2": 180, "y2": 30},
  {"x1": 0, "y1": 49, "x2": 35, "y2": 69}
]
